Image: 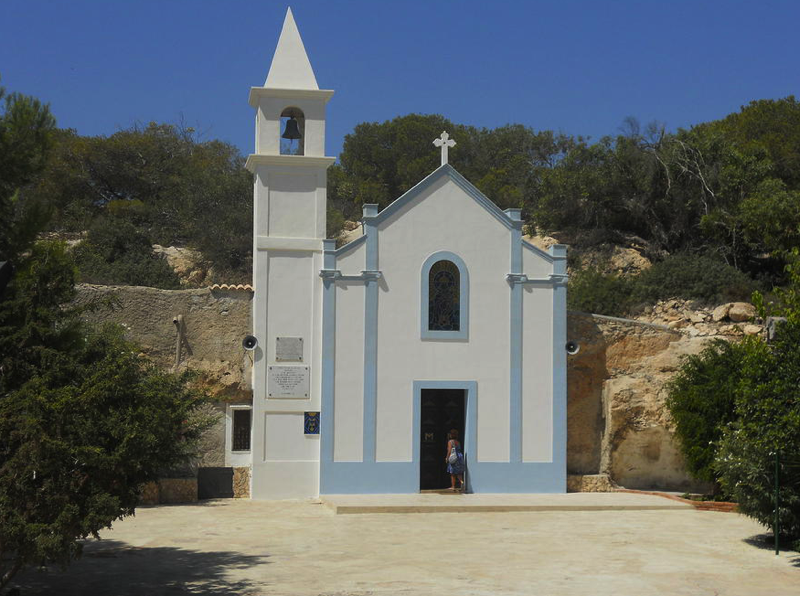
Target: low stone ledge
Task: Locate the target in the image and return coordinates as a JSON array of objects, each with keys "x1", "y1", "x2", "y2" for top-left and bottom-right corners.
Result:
[
  {"x1": 233, "y1": 466, "x2": 251, "y2": 498},
  {"x1": 567, "y1": 473, "x2": 620, "y2": 493},
  {"x1": 140, "y1": 481, "x2": 160, "y2": 505},
  {"x1": 139, "y1": 478, "x2": 198, "y2": 505},
  {"x1": 617, "y1": 489, "x2": 738, "y2": 512}
]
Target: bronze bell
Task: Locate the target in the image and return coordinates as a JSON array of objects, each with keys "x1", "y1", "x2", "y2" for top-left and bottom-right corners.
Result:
[{"x1": 282, "y1": 116, "x2": 302, "y2": 140}]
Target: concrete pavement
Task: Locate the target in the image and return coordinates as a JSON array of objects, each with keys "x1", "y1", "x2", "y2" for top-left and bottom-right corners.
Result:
[{"x1": 13, "y1": 498, "x2": 800, "y2": 596}]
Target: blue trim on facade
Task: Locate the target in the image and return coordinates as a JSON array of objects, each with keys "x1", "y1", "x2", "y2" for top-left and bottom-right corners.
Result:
[
  {"x1": 521, "y1": 237, "x2": 559, "y2": 262},
  {"x1": 320, "y1": 240, "x2": 337, "y2": 466},
  {"x1": 319, "y1": 378, "x2": 566, "y2": 494},
  {"x1": 373, "y1": 165, "x2": 515, "y2": 231},
  {"x1": 362, "y1": 211, "x2": 379, "y2": 462},
  {"x1": 420, "y1": 251, "x2": 470, "y2": 341},
  {"x1": 509, "y1": 226, "x2": 523, "y2": 463},
  {"x1": 550, "y1": 244, "x2": 568, "y2": 486}
]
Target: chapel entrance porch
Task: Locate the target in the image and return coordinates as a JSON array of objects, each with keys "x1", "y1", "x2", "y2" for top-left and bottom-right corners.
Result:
[{"x1": 419, "y1": 388, "x2": 466, "y2": 490}]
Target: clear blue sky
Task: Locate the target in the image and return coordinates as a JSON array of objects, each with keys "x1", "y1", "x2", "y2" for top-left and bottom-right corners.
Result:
[{"x1": 2, "y1": 0, "x2": 799, "y2": 158}]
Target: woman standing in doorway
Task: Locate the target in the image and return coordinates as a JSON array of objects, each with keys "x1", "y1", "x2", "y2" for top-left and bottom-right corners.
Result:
[{"x1": 445, "y1": 428, "x2": 464, "y2": 491}]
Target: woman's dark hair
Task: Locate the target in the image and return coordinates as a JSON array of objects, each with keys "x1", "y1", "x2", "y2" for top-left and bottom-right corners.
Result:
[{"x1": 448, "y1": 428, "x2": 459, "y2": 440}]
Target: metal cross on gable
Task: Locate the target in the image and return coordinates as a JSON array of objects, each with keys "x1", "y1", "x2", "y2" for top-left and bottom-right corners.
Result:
[{"x1": 433, "y1": 131, "x2": 456, "y2": 166}]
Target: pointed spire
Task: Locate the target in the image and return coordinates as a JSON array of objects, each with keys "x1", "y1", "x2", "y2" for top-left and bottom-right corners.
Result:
[{"x1": 265, "y1": 7, "x2": 319, "y2": 90}]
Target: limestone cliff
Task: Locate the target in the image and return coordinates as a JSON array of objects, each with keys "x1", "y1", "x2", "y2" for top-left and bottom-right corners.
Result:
[
  {"x1": 568, "y1": 313, "x2": 713, "y2": 491},
  {"x1": 75, "y1": 283, "x2": 720, "y2": 491}
]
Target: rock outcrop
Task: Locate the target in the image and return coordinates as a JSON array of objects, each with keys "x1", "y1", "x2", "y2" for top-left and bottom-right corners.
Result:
[
  {"x1": 636, "y1": 299, "x2": 761, "y2": 338},
  {"x1": 568, "y1": 313, "x2": 714, "y2": 492},
  {"x1": 75, "y1": 283, "x2": 739, "y2": 492},
  {"x1": 75, "y1": 283, "x2": 253, "y2": 402},
  {"x1": 152, "y1": 245, "x2": 210, "y2": 287}
]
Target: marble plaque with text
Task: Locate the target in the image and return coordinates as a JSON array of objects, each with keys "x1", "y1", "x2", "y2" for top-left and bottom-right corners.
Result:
[
  {"x1": 267, "y1": 365, "x2": 310, "y2": 398},
  {"x1": 276, "y1": 337, "x2": 303, "y2": 361}
]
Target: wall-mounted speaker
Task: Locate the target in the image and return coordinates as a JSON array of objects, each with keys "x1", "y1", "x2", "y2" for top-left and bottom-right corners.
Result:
[
  {"x1": 242, "y1": 335, "x2": 258, "y2": 351},
  {"x1": 565, "y1": 341, "x2": 580, "y2": 355}
]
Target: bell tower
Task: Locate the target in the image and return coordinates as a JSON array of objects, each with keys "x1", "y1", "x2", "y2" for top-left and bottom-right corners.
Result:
[{"x1": 246, "y1": 7, "x2": 335, "y2": 499}]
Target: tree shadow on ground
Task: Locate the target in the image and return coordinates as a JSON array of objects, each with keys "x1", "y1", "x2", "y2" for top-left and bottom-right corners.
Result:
[
  {"x1": 743, "y1": 533, "x2": 800, "y2": 567},
  {"x1": 13, "y1": 539, "x2": 270, "y2": 595}
]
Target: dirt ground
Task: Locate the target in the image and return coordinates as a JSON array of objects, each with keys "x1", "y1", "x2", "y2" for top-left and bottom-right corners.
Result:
[{"x1": 12, "y1": 499, "x2": 800, "y2": 596}]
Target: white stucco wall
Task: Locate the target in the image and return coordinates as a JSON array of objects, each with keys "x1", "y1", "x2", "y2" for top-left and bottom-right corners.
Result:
[
  {"x1": 382, "y1": 179, "x2": 510, "y2": 462},
  {"x1": 331, "y1": 177, "x2": 548, "y2": 466},
  {"x1": 521, "y1": 280, "x2": 555, "y2": 462},
  {"x1": 333, "y1": 280, "x2": 365, "y2": 462}
]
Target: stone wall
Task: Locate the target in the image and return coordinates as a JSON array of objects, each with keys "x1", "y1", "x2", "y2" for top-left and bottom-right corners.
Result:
[
  {"x1": 76, "y1": 284, "x2": 253, "y2": 489},
  {"x1": 75, "y1": 284, "x2": 253, "y2": 402},
  {"x1": 77, "y1": 284, "x2": 718, "y2": 492},
  {"x1": 568, "y1": 312, "x2": 713, "y2": 492},
  {"x1": 233, "y1": 467, "x2": 251, "y2": 498},
  {"x1": 139, "y1": 479, "x2": 199, "y2": 505}
]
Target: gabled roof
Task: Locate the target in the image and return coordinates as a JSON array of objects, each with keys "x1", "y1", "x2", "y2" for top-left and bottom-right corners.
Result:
[
  {"x1": 265, "y1": 7, "x2": 319, "y2": 90},
  {"x1": 335, "y1": 233, "x2": 366, "y2": 257},
  {"x1": 372, "y1": 164, "x2": 517, "y2": 230}
]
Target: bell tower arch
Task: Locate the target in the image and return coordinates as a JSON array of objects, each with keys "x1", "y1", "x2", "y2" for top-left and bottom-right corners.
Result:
[{"x1": 246, "y1": 7, "x2": 335, "y2": 499}]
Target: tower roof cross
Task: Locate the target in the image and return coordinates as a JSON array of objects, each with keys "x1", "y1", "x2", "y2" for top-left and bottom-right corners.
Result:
[{"x1": 433, "y1": 131, "x2": 456, "y2": 166}]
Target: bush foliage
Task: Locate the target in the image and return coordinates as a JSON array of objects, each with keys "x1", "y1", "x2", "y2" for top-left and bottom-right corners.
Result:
[
  {"x1": 634, "y1": 253, "x2": 756, "y2": 305},
  {"x1": 1, "y1": 86, "x2": 211, "y2": 589},
  {"x1": 713, "y1": 323, "x2": 800, "y2": 546},
  {"x1": 18, "y1": 98, "x2": 800, "y2": 291},
  {"x1": 0, "y1": 240, "x2": 212, "y2": 588},
  {"x1": 566, "y1": 267, "x2": 634, "y2": 317},
  {"x1": 666, "y1": 255, "x2": 800, "y2": 547},
  {"x1": 567, "y1": 253, "x2": 757, "y2": 317},
  {"x1": 73, "y1": 219, "x2": 181, "y2": 289},
  {"x1": 665, "y1": 339, "x2": 748, "y2": 485}
]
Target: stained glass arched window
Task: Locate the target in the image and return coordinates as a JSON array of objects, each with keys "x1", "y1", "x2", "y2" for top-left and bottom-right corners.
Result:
[
  {"x1": 421, "y1": 252, "x2": 469, "y2": 340},
  {"x1": 428, "y1": 260, "x2": 460, "y2": 331}
]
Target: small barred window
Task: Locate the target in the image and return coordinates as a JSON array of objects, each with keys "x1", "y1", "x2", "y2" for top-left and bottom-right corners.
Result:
[{"x1": 232, "y1": 409, "x2": 251, "y2": 451}]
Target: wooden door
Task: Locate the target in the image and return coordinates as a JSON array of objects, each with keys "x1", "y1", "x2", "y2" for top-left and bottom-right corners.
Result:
[{"x1": 419, "y1": 389, "x2": 465, "y2": 490}]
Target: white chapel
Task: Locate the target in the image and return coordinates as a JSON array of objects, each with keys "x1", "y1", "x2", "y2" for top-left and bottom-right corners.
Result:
[{"x1": 243, "y1": 8, "x2": 568, "y2": 499}]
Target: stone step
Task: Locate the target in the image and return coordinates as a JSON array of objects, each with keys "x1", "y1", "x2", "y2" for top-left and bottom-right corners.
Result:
[{"x1": 320, "y1": 492, "x2": 692, "y2": 514}]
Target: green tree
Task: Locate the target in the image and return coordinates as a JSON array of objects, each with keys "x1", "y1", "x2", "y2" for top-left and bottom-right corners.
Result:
[
  {"x1": 713, "y1": 322, "x2": 800, "y2": 546},
  {"x1": 666, "y1": 254, "x2": 800, "y2": 545},
  {"x1": 332, "y1": 114, "x2": 569, "y2": 223},
  {"x1": 0, "y1": 245, "x2": 210, "y2": 587},
  {"x1": 0, "y1": 87, "x2": 212, "y2": 590},
  {"x1": 0, "y1": 79, "x2": 56, "y2": 262},
  {"x1": 23, "y1": 122, "x2": 253, "y2": 278},
  {"x1": 665, "y1": 339, "x2": 749, "y2": 486},
  {"x1": 738, "y1": 179, "x2": 800, "y2": 256}
]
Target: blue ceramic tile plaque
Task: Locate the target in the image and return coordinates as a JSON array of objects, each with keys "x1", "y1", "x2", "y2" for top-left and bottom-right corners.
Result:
[{"x1": 304, "y1": 411, "x2": 320, "y2": 435}]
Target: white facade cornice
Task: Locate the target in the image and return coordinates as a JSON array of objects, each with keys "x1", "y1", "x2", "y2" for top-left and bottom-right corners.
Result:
[
  {"x1": 256, "y1": 236, "x2": 324, "y2": 252},
  {"x1": 248, "y1": 87, "x2": 335, "y2": 107},
  {"x1": 245, "y1": 154, "x2": 336, "y2": 172}
]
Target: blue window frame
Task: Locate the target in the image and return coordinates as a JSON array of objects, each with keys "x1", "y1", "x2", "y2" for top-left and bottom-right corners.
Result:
[{"x1": 420, "y1": 251, "x2": 469, "y2": 340}]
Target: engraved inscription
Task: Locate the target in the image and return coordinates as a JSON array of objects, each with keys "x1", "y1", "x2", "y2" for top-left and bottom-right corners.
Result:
[
  {"x1": 276, "y1": 337, "x2": 303, "y2": 362},
  {"x1": 268, "y1": 365, "x2": 310, "y2": 398}
]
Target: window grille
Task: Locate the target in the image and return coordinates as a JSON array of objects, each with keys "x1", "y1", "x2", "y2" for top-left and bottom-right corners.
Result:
[
  {"x1": 428, "y1": 260, "x2": 460, "y2": 331},
  {"x1": 232, "y1": 409, "x2": 251, "y2": 451}
]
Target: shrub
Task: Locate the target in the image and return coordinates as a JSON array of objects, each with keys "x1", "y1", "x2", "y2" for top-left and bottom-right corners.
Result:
[
  {"x1": 567, "y1": 266, "x2": 634, "y2": 317},
  {"x1": 632, "y1": 253, "x2": 755, "y2": 304},
  {"x1": 0, "y1": 241, "x2": 212, "y2": 589},
  {"x1": 73, "y1": 219, "x2": 181, "y2": 289},
  {"x1": 714, "y1": 322, "x2": 800, "y2": 547},
  {"x1": 665, "y1": 339, "x2": 749, "y2": 486}
]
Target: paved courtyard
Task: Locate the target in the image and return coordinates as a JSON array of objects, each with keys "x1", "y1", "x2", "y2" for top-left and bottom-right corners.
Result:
[{"x1": 14, "y1": 498, "x2": 800, "y2": 595}]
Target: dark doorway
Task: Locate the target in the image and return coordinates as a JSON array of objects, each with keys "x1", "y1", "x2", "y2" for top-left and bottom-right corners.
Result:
[
  {"x1": 198, "y1": 467, "x2": 234, "y2": 499},
  {"x1": 419, "y1": 389, "x2": 466, "y2": 490}
]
